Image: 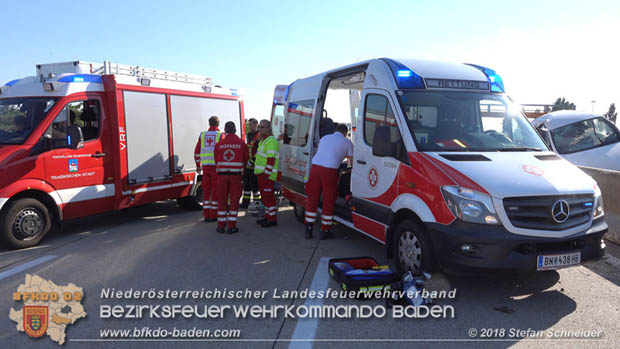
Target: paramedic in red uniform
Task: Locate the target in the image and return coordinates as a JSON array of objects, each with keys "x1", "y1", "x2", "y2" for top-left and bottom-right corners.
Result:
[
  {"x1": 214, "y1": 121, "x2": 249, "y2": 234},
  {"x1": 254, "y1": 119, "x2": 280, "y2": 228},
  {"x1": 304, "y1": 123, "x2": 353, "y2": 239},
  {"x1": 195, "y1": 116, "x2": 224, "y2": 222}
]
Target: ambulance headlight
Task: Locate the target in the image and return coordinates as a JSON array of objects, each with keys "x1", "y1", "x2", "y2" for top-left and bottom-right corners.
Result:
[
  {"x1": 593, "y1": 197, "x2": 604, "y2": 219},
  {"x1": 441, "y1": 186, "x2": 499, "y2": 225}
]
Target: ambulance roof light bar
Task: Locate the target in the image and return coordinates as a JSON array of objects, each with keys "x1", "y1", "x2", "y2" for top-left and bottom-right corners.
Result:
[
  {"x1": 381, "y1": 58, "x2": 425, "y2": 89},
  {"x1": 465, "y1": 63, "x2": 505, "y2": 93}
]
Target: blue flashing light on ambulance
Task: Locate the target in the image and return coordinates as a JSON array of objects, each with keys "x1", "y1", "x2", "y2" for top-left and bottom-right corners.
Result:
[{"x1": 271, "y1": 58, "x2": 607, "y2": 274}]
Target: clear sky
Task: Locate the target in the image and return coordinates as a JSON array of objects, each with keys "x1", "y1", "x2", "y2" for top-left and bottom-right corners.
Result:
[{"x1": 2, "y1": 0, "x2": 619, "y2": 120}]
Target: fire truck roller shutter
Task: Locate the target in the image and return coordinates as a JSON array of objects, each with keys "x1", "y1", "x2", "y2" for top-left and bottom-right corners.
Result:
[
  {"x1": 123, "y1": 91, "x2": 171, "y2": 184},
  {"x1": 170, "y1": 95, "x2": 242, "y2": 174}
]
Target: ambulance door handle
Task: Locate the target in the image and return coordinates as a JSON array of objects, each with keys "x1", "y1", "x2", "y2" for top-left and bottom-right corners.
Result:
[
  {"x1": 303, "y1": 152, "x2": 309, "y2": 155},
  {"x1": 356, "y1": 160, "x2": 367, "y2": 165},
  {"x1": 91, "y1": 152, "x2": 106, "y2": 158}
]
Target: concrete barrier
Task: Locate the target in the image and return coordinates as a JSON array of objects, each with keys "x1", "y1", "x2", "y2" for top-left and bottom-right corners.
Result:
[{"x1": 579, "y1": 166, "x2": 620, "y2": 245}]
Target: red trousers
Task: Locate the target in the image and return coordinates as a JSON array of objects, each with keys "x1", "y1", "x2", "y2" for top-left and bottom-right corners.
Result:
[
  {"x1": 258, "y1": 173, "x2": 277, "y2": 222},
  {"x1": 202, "y1": 166, "x2": 218, "y2": 220},
  {"x1": 304, "y1": 164, "x2": 339, "y2": 231},
  {"x1": 216, "y1": 174, "x2": 242, "y2": 229}
]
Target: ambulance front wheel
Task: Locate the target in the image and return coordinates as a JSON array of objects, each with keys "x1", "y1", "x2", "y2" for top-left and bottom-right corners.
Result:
[
  {"x1": 392, "y1": 219, "x2": 435, "y2": 275},
  {"x1": 291, "y1": 202, "x2": 305, "y2": 224},
  {"x1": 1, "y1": 198, "x2": 51, "y2": 249}
]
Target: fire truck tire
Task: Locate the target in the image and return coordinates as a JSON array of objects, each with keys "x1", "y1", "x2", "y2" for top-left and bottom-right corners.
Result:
[
  {"x1": 291, "y1": 202, "x2": 305, "y2": 224},
  {"x1": 392, "y1": 219, "x2": 435, "y2": 275},
  {"x1": 177, "y1": 183, "x2": 203, "y2": 211},
  {"x1": 1, "y1": 198, "x2": 52, "y2": 249}
]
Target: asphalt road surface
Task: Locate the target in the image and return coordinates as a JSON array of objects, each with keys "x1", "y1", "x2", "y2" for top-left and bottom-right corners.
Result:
[{"x1": 1, "y1": 201, "x2": 619, "y2": 348}]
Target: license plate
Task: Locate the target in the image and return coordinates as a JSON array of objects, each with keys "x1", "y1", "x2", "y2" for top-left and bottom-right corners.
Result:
[{"x1": 537, "y1": 252, "x2": 581, "y2": 270}]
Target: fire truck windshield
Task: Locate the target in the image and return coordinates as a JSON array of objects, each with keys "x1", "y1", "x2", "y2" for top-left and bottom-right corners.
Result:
[
  {"x1": 0, "y1": 97, "x2": 57, "y2": 145},
  {"x1": 397, "y1": 91, "x2": 548, "y2": 152}
]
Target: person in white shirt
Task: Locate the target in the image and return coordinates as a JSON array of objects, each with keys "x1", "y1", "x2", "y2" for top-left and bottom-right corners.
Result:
[{"x1": 304, "y1": 123, "x2": 353, "y2": 239}]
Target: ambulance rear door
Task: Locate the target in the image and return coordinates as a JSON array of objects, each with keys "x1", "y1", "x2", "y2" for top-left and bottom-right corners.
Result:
[{"x1": 272, "y1": 76, "x2": 322, "y2": 194}]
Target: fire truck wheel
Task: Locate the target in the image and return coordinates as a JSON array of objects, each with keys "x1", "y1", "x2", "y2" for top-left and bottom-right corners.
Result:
[
  {"x1": 177, "y1": 183, "x2": 203, "y2": 210},
  {"x1": 392, "y1": 219, "x2": 435, "y2": 275},
  {"x1": 292, "y1": 202, "x2": 305, "y2": 224},
  {"x1": 1, "y1": 198, "x2": 51, "y2": 249}
]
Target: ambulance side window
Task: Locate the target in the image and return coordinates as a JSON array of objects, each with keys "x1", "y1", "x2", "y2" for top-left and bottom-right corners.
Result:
[{"x1": 364, "y1": 94, "x2": 402, "y2": 146}]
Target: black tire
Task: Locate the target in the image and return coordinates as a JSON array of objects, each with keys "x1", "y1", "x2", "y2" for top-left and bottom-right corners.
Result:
[
  {"x1": 392, "y1": 219, "x2": 435, "y2": 275},
  {"x1": 292, "y1": 202, "x2": 305, "y2": 224},
  {"x1": 177, "y1": 182, "x2": 203, "y2": 211},
  {"x1": 1, "y1": 198, "x2": 52, "y2": 249}
]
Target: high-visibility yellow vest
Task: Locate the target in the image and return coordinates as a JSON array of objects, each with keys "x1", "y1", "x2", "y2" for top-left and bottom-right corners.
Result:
[
  {"x1": 200, "y1": 130, "x2": 222, "y2": 165},
  {"x1": 254, "y1": 135, "x2": 279, "y2": 181}
]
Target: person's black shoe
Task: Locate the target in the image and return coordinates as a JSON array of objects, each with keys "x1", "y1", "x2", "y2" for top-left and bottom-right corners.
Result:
[
  {"x1": 216, "y1": 227, "x2": 226, "y2": 234},
  {"x1": 256, "y1": 218, "x2": 268, "y2": 225},
  {"x1": 305, "y1": 224, "x2": 313, "y2": 239},
  {"x1": 259, "y1": 220, "x2": 278, "y2": 228},
  {"x1": 320, "y1": 230, "x2": 333, "y2": 240},
  {"x1": 227, "y1": 227, "x2": 239, "y2": 234}
]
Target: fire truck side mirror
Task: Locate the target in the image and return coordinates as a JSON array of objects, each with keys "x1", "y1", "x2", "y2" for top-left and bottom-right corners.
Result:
[
  {"x1": 372, "y1": 126, "x2": 393, "y2": 157},
  {"x1": 67, "y1": 125, "x2": 84, "y2": 150}
]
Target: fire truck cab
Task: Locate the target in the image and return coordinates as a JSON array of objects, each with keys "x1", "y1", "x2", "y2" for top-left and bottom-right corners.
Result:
[
  {"x1": 272, "y1": 58, "x2": 608, "y2": 274},
  {"x1": 0, "y1": 61, "x2": 244, "y2": 248}
]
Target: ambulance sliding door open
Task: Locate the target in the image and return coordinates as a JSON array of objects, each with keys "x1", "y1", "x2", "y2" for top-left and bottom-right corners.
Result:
[{"x1": 320, "y1": 70, "x2": 366, "y2": 219}]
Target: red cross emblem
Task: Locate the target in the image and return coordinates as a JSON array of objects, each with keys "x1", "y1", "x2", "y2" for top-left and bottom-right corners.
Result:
[
  {"x1": 206, "y1": 136, "x2": 215, "y2": 146},
  {"x1": 223, "y1": 149, "x2": 235, "y2": 162},
  {"x1": 368, "y1": 168, "x2": 378, "y2": 187},
  {"x1": 522, "y1": 164, "x2": 544, "y2": 176}
]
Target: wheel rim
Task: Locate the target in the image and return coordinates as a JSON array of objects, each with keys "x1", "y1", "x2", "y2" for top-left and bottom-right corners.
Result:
[
  {"x1": 13, "y1": 208, "x2": 44, "y2": 241},
  {"x1": 398, "y1": 230, "x2": 422, "y2": 272},
  {"x1": 195, "y1": 185, "x2": 203, "y2": 207}
]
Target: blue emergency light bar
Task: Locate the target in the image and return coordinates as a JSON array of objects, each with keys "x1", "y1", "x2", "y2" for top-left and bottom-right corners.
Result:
[
  {"x1": 382, "y1": 58, "x2": 425, "y2": 89},
  {"x1": 5, "y1": 79, "x2": 20, "y2": 86},
  {"x1": 465, "y1": 64, "x2": 505, "y2": 93},
  {"x1": 58, "y1": 74, "x2": 102, "y2": 83}
]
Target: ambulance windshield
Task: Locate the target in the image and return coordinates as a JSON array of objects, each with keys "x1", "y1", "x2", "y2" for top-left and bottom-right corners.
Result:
[
  {"x1": 397, "y1": 91, "x2": 548, "y2": 152},
  {"x1": 0, "y1": 97, "x2": 57, "y2": 145}
]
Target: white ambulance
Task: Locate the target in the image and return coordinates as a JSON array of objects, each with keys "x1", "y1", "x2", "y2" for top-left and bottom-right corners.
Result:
[{"x1": 271, "y1": 58, "x2": 607, "y2": 274}]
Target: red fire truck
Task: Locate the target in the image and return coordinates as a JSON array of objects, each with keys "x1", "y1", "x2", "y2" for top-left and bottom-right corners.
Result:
[{"x1": 0, "y1": 61, "x2": 245, "y2": 248}]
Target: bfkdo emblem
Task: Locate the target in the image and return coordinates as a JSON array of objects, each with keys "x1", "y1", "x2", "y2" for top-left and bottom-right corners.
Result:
[{"x1": 23, "y1": 306, "x2": 48, "y2": 338}]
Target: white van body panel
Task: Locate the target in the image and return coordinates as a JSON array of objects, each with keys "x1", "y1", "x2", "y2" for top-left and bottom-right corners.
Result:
[
  {"x1": 424, "y1": 151, "x2": 597, "y2": 198},
  {"x1": 390, "y1": 193, "x2": 436, "y2": 223}
]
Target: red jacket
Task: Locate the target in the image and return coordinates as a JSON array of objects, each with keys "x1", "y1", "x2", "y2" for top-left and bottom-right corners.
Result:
[
  {"x1": 214, "y1": 133, "x2": 249, "y2": 174},
  {"x1": 194, "y1": 126, "x2": 224, "y2": 168}
]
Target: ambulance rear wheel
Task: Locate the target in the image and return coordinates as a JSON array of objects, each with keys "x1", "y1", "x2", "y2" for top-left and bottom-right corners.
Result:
[
  {"x1": 292, "y1": 202, "x2": 305, "y2": 224},
  {"x1": 392, "y1": 219, "x2": 435, "y2": 275},
  {"x1": 177, "y1": 183, "x2": 203, "y2": 211},
  {"x1": 1, "y1": 198, "x2": 51, "y2": 249}
]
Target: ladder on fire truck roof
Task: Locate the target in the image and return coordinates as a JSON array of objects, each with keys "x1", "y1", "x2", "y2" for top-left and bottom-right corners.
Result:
[{"x1": 36, "y1": 60, "x2": 213, "y2": 88}]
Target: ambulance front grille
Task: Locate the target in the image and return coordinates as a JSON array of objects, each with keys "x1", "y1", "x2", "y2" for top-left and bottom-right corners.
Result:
[{"x1": 503, "y1": 194, "x2": 594, "y2": 231}]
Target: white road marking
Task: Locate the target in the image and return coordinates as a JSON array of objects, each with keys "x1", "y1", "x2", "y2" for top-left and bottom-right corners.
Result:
[
  {"x1": 0, "y1": 255, "x2": 56, "y2": 281},
  {"x1": 0, "y1": 245, "x2": 49, "y2": 255},
  {"x1": 289, "y1": 256, "x2": 331, "y2": 349}
]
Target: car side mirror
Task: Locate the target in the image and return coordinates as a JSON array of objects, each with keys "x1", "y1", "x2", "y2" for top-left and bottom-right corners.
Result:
[
  {"x1": 372, "y1": 126, "x2": 393, "y2": 157},
  {"x1": 67, "y1": 125, "x2": 84, "y2": 150}
]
